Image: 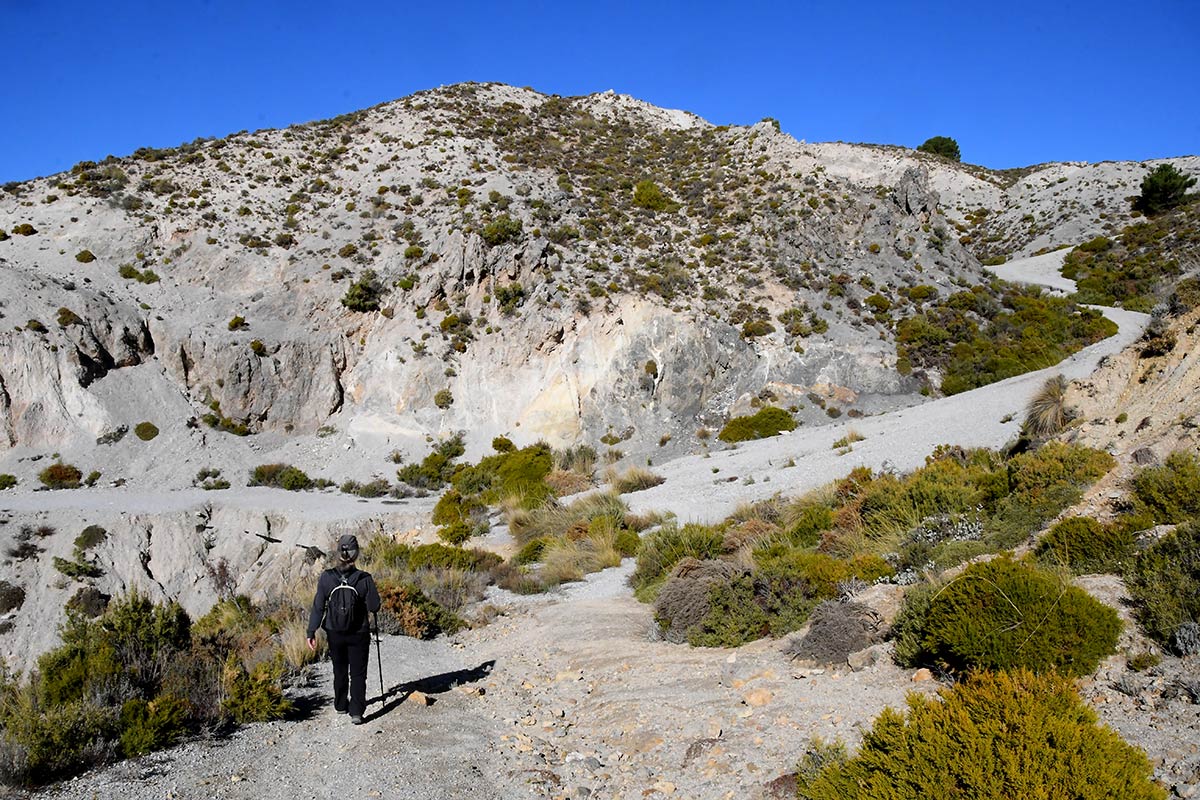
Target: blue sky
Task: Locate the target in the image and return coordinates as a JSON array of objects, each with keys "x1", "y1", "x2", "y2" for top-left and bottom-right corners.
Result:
[{"x1": 3, "y1": 0, "x2": 1197, "y2": 183}]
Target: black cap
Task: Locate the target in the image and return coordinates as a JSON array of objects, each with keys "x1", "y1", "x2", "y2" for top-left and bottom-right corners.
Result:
[{"x1": 337, "y1": 534, "x2": 360, "y2": 562}]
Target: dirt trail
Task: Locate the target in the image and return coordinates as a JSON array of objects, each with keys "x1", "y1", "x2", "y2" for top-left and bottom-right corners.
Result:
[{"x1": 32, "y1": 564, "x2": 933, "y2": 800}]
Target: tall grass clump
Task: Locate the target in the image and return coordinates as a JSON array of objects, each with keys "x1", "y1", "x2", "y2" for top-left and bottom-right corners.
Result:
[{"x1": 1024, "y1": 374, "x2": 1070, "y2": 439}]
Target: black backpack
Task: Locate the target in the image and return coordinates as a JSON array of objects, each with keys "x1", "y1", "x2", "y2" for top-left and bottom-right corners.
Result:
[{"x1": 324, "y1": 570, "x2": 364, "y2": 633}]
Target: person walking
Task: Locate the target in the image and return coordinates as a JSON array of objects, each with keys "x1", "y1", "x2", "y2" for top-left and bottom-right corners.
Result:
[{"x1": 307, "y1": 534, "x2": 381, "y2": 724}]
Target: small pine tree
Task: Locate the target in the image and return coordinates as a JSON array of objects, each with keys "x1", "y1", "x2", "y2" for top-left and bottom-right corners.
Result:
[
  {"x1": 916, "y1": 136, "x2": 961, "y2": 162},
  {"x1": 1133, "y1": 163, "x2": 1196, "y2": 216}
]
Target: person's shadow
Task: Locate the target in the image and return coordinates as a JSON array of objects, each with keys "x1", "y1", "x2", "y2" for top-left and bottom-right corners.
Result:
[{"x1": 365, "y1": 660, "x2": 496, "y2": 722}]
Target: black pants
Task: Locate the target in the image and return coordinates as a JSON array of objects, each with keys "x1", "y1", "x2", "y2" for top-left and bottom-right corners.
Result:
[{"x1": 326, "y1": 630, "x2": 371, "y2": 717}]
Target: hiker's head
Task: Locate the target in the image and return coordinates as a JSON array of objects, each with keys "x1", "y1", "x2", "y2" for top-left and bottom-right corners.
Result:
[{"x1": 337, "y1": 534, "x2": 360, "y2": 565}]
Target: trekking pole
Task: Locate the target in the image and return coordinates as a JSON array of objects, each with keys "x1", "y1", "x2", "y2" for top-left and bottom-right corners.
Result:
[{"x1": 373, "y1": 611, "x2": 385, "y2": 703}]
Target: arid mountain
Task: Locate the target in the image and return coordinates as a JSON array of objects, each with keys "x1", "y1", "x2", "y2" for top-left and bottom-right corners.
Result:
[{"x1": 2, "y1": 83, "x2": 1189, "y2": 487}]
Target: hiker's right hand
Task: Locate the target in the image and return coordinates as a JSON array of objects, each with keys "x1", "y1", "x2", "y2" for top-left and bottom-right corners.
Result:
[{"x1": 307, "y1": 637, "x2": 316, "y2": 652}]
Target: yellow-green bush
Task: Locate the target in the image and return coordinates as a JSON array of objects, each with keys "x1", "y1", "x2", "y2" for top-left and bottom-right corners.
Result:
[
  {"x1": 1036, "y1": 516, "x2": 1134, "y2": 574},
  {"x1": 1132, "y1": 451, "x2": 1200, "y2": 524},
  {"x1": 912, "y1": 555, "x2": 1119, "y2": 676},
  {"x1": 803, "y1": 670, "x2": 1165, "y2": 800},
  {"x1": 1125, "y1": 520, "x2": 1200, "y2": 653},
  {"x1": 717, "y1": 406, "x2": 797, "y2": 442}
]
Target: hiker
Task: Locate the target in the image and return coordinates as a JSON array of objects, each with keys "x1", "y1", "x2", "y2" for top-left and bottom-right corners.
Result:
[{"x1": 307, "y1": 534, "x2": 382, "y2": 724}]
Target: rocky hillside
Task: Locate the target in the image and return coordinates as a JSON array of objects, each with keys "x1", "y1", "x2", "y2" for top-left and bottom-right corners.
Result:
[{"x1": 1, "y1": 82, "x2": 1190, "y2": 489}]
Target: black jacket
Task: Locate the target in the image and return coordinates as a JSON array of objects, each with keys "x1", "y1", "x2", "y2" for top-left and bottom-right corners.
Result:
[{"x1": 307, "y1": 567, "x2": 381, "y2": 638}]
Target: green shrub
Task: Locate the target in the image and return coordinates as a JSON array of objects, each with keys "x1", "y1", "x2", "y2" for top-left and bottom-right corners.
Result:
[
  {"x1": 631, "y1": 523, "x2": 724, "y2": 601},
  {"x1": 434, "y1": 388, "x2": 454, "y2": 409},
  {"x1": 396, "y1": 434, "x2": 465, "y2": 490},
  {"x1": 1036, "y1": 517, "x2": 1133, "y2": 574},
  {"x1": 73, "y1": 525, "x2": 107, "y2": 553},
  {"x1": 118, "y1": 695, "x2": 188, "y2": 757},
  {"x1": 803, "y1": 670, "x2": 1165, "y2": 800},
  {"x1": 52, "y1": 557, "x2": 103, "y2": 580},
  {"x1": 632, "y1": 179, "x2": 674, "y2": 211},
  {"x1": 915, "y1": 555, "x2": 1119, "y2": 676},
  {"x1": 74, "y1": 250, "x2": 96, "y2": 263},
  {"x1": 717, "y1": 407, "x2": 797, "y2": 442},
  {"x1": 514, "y1": 538, "x2": 548, "y2": 565},
  {"x1": 1133, "y1": 163, "x2": 1196, "y2": 216},
  {"x1": 221, "y1": 656, "x2": 291, "y2": 723},
  {"x1": 38, "y1": 462, "x2": 82, "y2": 489},
  {"x1": 133, "y1": 421, "x2": 159, "y2": 441},
  {"x1": 340, "y1": 269, "x2": 382, "y2": 312},
  {"x1": 1131, "y1": 451, "x2": 1200, "y2": 523},
  {"x1": 1125, "y1": 520, "x2": 1200, "y2": 652},
  {"x1": 11, "y1": 223, "x2": 36, "y2": 236},
  {"x1": 56, "y1": 307, "x2": 83, "y2": 327},
  {"x1": 248, "y1": 463, "x2": 312, "y2": 491},
  {"x1": 481, "y1": 215, "x2": 523, "y2": 246},
  {"x1": 740, "y1": 319, "x2": 775, "y2": 338},
  {"x1": 0, "y1": 474, "x2": 16, "y2": 490},
  {"x1": 2, "y1": 699, "x2": 119, "y2": 784},
  {"x1": 915, "y1": 135, "x2": 960, "y2": 161}
]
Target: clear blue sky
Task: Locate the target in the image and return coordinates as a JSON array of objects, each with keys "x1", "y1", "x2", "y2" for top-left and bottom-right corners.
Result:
[{"x1": 3, "y1": 0, "x2": 1197, "y2": 183}]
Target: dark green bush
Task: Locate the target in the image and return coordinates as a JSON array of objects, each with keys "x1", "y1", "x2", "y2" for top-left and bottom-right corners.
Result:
[
  {"x1": 74, "y1": 250, "x2": 96, "y2": 263},
  {"x1": 1036, "y1": 517, "x2": 1133, "y2": 574},
  {"x1": 38, "y1": 462, "x2": 82, "y2": 489},
  {"x1": 1125, "y1": 520, "x2": 1200, "y2": 651},
  {"x1": 133, "y1": 421, "x2": 159, "y2": 441},
  {"x1": 717, "y1": 406, "x2": 797, "y2": 442},
  {"x1": 1133, "y1": 163, "x2": 1196, "y2": 216},
  {"x1": 803, "y1": 670, "x2": 1165, "y2": 800},
  {"x1": 914, "y1": 555, "x2": 1119, "y2": 676},
  {"x1": 340, "y1": 269, "x2": 382, "y2": 312},
  {"x1": 896, "y1": 284, "x2": 1115, "y2": 394},
  {"x1": 1131, "y1": 451, "x2": 1200, "y2": 523},
  {"x1": 916, "y1": 135, "x2": 960, "y2": 161},
  {"x1": 0, "y1": 474, "x2": 16, "y2": 490}
]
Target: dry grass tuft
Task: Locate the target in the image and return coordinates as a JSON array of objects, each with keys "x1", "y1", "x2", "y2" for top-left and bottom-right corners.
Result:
[
  {"x1": 1024, "y1": 374, "x2": 1071, "y2": 439},
  {"x1": 607, "y1": 465, "x2": 666, "y2": 494}
]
